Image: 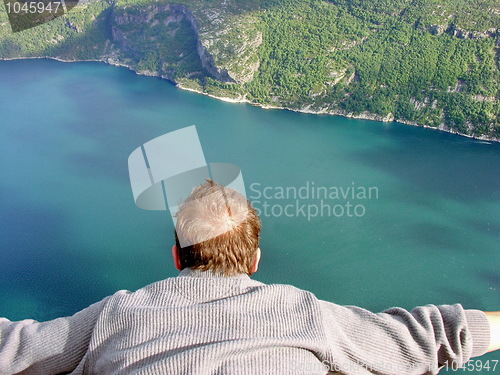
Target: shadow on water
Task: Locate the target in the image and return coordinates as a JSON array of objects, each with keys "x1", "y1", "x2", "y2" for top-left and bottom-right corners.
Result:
[
  {"x1": 0, "y1": 185, "x2": 116, "y2": 321},
  {"x1": 464, "y1": 217, "x2": 500, "y2": 242},
  {"x1": 0, "y1": 60, "x2": 179, "y2": 186},
  {"x1": 479, "y1": 270, "x2": 500, "y2": 290},
  {"x1": 344, "y1": 122, "x2": 500, "y2": 203},
  {"x1": 436, "y1": 286, "x2": 485, "y2": 310},
  {"x1": 66, "y1": 151, "x2": 130, "y2": 185},
  {"x1": 406, "y1": 222, "x2": 473, "y2": 253}
]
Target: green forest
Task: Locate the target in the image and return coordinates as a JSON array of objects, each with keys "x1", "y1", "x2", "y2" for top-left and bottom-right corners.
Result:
[{"x1": 0, "y1": 0, "x2": 498, "y2": 139}]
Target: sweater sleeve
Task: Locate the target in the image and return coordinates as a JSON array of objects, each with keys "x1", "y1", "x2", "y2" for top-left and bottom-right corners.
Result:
[
  {"x1": 0, "y1": 296, "x2": 110, "y2": 375},
  {"x1": 318, "y1": 302, "x2": 491, "y2": 375}
]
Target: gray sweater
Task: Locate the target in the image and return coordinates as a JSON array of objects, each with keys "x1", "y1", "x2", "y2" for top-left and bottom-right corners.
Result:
[{"x1": 0, "y1": 268, "x2": 491, "y2": 375}]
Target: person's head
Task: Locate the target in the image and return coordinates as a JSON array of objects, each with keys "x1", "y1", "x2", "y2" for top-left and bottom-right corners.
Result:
[{"x1": 172, "y1": 179, "x2": 261, "y2": 276}]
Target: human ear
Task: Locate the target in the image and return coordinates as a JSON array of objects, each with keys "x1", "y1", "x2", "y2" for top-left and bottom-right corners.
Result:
[
  {"x1": 172, "y1": 245, "x2": 183, "y2": 271},
  {"x1": 251, "y1": 247, "x2": 261, "y2": 273}
]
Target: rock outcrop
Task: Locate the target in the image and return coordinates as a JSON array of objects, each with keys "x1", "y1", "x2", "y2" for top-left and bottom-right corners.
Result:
[
  {"x1": 182, "y1": 4, "x2": 262, "y2": 84},
  {"x1": 169, "y1": 4, "x2": 235, "y2": 82},
  {"x1": 428, "y1": 24, "x2": 499, "y2": 40},
  {"x1": 109, "y1": 2, "x2": 261, "y2": 84}
]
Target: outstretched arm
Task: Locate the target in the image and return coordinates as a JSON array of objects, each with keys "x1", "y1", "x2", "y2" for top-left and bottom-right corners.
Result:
[
  {"x1": 319, "y1": 302, "x2": 491, "y2": 375},
  {"x1": 0, "y1": 297, "x2": 109, "y2": 375},
  {"x1": 484, "y1": 311, "x2": 500, "y2": 352}
]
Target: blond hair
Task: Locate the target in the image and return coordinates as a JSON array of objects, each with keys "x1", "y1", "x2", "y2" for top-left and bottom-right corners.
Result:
[{"x1": 174, "y1": 179, "x2": 261, "y2": 276}]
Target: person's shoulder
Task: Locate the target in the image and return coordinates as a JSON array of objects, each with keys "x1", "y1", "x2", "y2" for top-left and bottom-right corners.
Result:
[
  {"x1": 102, "y1": 277, "x2": 178, "y2": 305},
  {"x1": 248, "y1": 279, "x2": 322, "y2": 305},
  {"x1": 250, "y1": 278, "x2": 313, "y2": 293}
]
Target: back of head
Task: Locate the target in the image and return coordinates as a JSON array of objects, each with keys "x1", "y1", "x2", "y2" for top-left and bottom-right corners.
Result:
[{"x1": 174, "y1": 179, "x2": 261, "y2": 276}]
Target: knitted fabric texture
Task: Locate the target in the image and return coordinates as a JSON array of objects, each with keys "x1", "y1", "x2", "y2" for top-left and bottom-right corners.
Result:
[{"x1": 0, "y1": 268, "x2": 490, "y2": 375}]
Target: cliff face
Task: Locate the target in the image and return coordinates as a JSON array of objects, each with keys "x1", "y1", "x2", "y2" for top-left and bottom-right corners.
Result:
[
  {"x1": 171, "y1": 2, "x2": 262, "y2": 84},
  {"x1": 169, "y1": 3, "x2": 234, "y2": 83},
  {"x1": 108, "y1": 1, "x2": 261, "y2": 84},
  {"x1": 191, "y1": 9, "x2": 262, "y2": 84},
  {"x1": 108, "y1": 3, "x2": 207, "y2": 80}
]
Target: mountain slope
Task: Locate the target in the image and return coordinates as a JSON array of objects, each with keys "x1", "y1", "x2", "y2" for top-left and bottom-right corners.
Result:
[{"x1": 0, "y1": 0, "x2": 498, "y2": 140}]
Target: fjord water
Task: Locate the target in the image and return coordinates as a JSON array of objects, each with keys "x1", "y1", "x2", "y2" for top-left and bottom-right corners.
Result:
[{"x1": 1, "y1": 60, "x2": 499, "y2": 370}]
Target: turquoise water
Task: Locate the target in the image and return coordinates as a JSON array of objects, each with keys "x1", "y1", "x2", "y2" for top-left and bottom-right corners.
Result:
[{"x1": 0, "y1": 59, "x2": 499, "y2": 371}]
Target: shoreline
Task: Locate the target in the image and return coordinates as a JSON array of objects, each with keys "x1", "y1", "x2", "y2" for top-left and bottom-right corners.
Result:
[
  {"x1": 2, "y1": 56, "x2": 498, "y2": 144},
  {"x1": 177, "y1": 82, "x2": 499, "y2": 144}
]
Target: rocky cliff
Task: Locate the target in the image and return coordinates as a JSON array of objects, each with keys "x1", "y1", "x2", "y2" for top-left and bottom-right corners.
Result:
[{"x1": 107, "y1": 1, "x2": 261, "y2": 84}]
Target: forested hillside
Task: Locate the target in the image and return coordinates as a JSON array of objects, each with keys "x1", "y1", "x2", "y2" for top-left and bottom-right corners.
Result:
[{"x1": 0, "y1": 0, "x2": 498, "y2": 140}]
